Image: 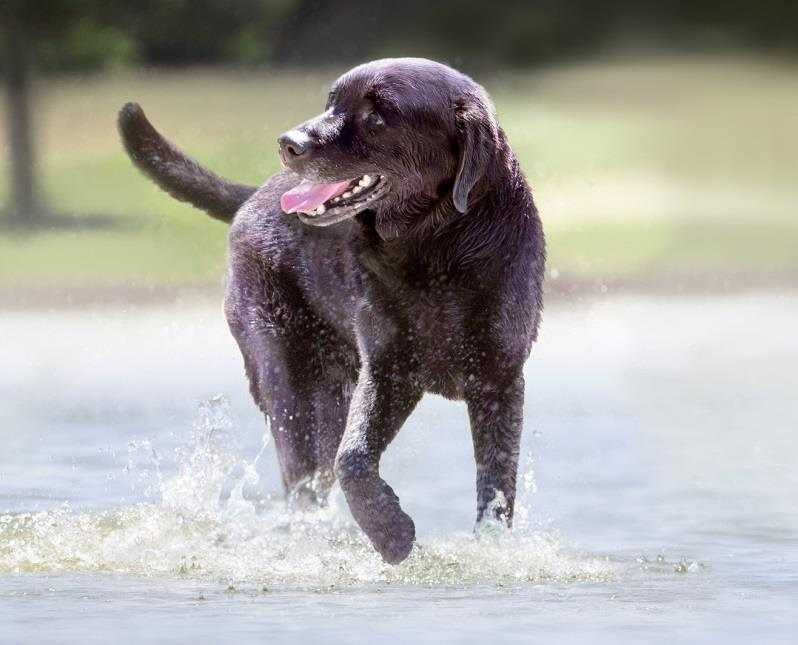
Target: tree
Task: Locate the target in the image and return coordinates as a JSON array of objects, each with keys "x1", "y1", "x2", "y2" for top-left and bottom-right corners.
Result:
[
  {"x1": 2, "y1": 0, "x2": 794, "y2": 227},
  {"x1": 0, "y1": 0, "x2": 128, "y2": 226},
  {"x1": 2, "y1": 2, "x2": 40, "y2": 225},
  {"x1": 0, "y1": 0, "x2": 291, "y2": 227}
]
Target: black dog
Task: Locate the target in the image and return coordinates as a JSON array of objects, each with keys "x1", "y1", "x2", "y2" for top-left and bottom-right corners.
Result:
[{"x1": 119, "y1": 58, "x2": 545, "y2": 564}]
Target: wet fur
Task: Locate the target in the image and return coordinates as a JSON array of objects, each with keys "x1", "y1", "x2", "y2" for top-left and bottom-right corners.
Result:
[{"x1": 119, "y1": 58, "x2": 545, "y2": 564}]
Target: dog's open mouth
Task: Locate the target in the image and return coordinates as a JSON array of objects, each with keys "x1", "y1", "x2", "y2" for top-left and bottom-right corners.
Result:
[{"x1": 280, "y1": 174, "x2": 388, "y2": 226}]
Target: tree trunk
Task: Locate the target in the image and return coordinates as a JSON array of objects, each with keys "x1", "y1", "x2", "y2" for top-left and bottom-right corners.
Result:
[{"x1": 3, "y1": 7, "x2": 39, "y2": 224}]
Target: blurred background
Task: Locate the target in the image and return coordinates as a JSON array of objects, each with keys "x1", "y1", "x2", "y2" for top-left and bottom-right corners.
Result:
[
  {"x1": 1, "y1": 5, "x2": 798, "y2": 639},
  {"x1": 1, "y1": 0, "x2": 796, "y2": 303}
]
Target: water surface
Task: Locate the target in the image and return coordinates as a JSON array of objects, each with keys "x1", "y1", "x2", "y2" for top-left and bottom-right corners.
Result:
[{"x1": 1, "y1": 292, "x2": 796, "y2": 643}]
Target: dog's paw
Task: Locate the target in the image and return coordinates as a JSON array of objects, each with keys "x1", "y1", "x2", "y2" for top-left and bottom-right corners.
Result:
[
  {"x1": 342, "y1": 476, "x2": 416, "y2": 564},
  {"x1": 372, "y1": 506, "x2": 416, "y2": 564}
]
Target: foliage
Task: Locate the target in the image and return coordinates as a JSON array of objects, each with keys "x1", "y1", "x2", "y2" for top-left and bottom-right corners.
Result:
[{"x1": 1, "y1": 0, "x2": 796, "y2": 74}]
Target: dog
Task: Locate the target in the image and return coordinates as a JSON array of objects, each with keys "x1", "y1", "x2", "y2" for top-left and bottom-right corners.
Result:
[{"x1": 118, "y1": 58, "x2": 545, "y2": 564}]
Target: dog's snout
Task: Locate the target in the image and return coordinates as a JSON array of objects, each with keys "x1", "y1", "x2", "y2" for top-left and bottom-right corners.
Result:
[{"x1": 278, "y1": 131, "x2": 311, "y2": 159}]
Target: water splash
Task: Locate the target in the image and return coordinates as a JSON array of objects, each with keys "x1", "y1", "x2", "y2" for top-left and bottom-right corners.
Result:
[{"x1": 0, "y1": 397, "x2": 618, "y2": 588}]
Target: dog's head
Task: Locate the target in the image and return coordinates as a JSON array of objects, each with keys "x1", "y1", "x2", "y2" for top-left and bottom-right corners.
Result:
[{"x1": 278, "y1": 58, "x2": 500, "y2": 236}]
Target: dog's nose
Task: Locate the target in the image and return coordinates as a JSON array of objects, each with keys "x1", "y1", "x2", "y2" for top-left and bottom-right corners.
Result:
[{"x1": 278, "y1": 131, "x2": 310, "y2": 159}]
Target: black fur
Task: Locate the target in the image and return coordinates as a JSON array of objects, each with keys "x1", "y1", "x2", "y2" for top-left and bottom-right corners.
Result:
[
  {"x1": 118, "y1": 102, "x2": 256, "y2": 223},
  {"x1": 119, "y1": 58, "x2": 545, "y2": 564}
]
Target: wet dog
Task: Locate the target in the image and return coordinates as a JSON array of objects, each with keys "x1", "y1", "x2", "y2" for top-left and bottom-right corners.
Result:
[{"x1": 119, "y1": 58, "x2": 545, "y2": 564}]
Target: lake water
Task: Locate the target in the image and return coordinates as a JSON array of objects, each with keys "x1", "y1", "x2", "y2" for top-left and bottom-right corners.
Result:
[{"x1": 1, "y1": 291, "x2": 796, "y2": 643}]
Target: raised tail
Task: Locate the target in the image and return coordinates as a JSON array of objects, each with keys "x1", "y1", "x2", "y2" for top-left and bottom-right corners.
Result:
[{"x1": 117, "y1": 102, "x2": 257, "y2": 223}]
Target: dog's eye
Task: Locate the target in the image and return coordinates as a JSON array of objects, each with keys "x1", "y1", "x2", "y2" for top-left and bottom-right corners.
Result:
[{"x1": 365, "y1": 110, "x2": 385, "y2": 129}]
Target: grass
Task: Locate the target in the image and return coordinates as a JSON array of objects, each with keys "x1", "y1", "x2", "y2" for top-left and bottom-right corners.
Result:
[{"x1": 0, "y1": 55, "x2": 796, "y2": 292}]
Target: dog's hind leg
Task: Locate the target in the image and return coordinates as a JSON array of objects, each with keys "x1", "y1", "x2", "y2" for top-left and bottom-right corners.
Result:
[
  {"x1": 227, "y1": 305, "x2": 356, "y2": 505},
  {"x1": 280, "y1": 356, "x2": 357, "y2": 506},
  {"x1": 233, "y1": 329, "x2": 318, "y2": 496},
  {"x1": 307, "y1": 369, "x2": 355, "y2": 499}
]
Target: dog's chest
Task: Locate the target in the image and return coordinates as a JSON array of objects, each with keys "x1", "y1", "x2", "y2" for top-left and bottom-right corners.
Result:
[
  {"x1": 384, "y1": 286, "x2": 482, "y2": 399},
  {"x1": 358, "y1": 244, "x2": 503, "y2": 398}
]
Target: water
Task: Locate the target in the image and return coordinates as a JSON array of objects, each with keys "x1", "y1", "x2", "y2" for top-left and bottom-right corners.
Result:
[{"x1": 1, "y1": 292, "x2": 796, "y2": 643}]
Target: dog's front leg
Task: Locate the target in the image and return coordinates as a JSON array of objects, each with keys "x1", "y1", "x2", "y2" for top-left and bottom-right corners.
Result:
[
  {"x1": 334, "y1": 357, "x2": 422, "y2": 564},
  {"x1": 465, "y1": 369, "x2": 525, "y2": 528}
]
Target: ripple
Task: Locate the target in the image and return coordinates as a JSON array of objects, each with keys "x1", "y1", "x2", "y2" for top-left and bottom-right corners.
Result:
[{"x1": 0, "y1": 397, "x2": 619, "y2": 587}]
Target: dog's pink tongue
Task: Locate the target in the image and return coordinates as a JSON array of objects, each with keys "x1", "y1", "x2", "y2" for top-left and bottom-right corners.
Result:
[{"x1": 280, "y1": 179, "x2": 353, "y2": 214}]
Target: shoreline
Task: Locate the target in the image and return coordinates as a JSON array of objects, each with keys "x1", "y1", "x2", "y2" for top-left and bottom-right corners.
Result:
[{"x1": 1, "y1": 273, "x2": 795, "y2": 309}]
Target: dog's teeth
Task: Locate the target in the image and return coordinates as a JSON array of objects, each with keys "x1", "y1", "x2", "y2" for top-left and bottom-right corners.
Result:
[
  {"x1": 352, "y1": 185, "x2": 363, "y2": 194},
  {"x1": 342, "y1": 191, "x2": 352, "y2": 198},
  {"x1": 315, "y1": 204, "x2": 325, "y2": 215},
  {"x1": 332, "y1": 197, "x2": 340, "y2": 202},
  {"x1": 359, "y1": 175, "x2": 373, "y2": 187}
]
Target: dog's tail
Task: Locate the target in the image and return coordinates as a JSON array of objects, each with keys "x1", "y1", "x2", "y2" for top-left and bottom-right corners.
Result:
[{"x1": 117, "y1": 102, "x2": 257, "y2": 224}]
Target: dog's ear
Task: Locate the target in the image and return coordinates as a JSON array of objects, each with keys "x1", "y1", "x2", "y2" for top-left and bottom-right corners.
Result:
[{"x1": 453, "y1": 92, "x2": 498, "y2": 213}]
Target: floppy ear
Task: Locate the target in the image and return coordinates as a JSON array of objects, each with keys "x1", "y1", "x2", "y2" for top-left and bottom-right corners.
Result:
[{"x1": 453, "y1": 93, "x2": 499, "y2": 213}]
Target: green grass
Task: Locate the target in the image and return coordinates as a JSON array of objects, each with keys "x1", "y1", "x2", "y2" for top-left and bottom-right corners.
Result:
[
  {"x1": 547, "y1": 218, "x2": 798, "y2": 279},
  {"x1": 1, "y1": 56, "x2": 796, "y2": 290}
]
